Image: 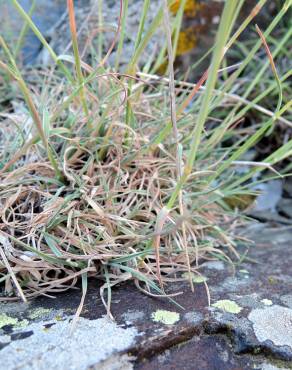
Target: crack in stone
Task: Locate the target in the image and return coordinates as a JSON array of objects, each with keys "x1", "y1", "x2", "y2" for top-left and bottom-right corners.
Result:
[
  {"x1": 203, "y1": 320, "x2": 292, "y2": 362},
  {"x1": 128, "y1": 317, "x2": 292, "y2": 365}
]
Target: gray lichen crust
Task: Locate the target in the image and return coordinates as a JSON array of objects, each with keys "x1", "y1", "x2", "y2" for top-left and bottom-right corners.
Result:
[
  {"x1": 0, "y1": 316, "x2": 137, "y2": 370},
  {"x1": 248, "y1": 305, "x2": 292, "y2": 348}
]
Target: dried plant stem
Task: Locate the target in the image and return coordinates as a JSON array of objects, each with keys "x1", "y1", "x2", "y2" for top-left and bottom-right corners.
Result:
[
  {"x1": 255, "y1": 24, "x2": 282, "y2": 115},
  {"x1": 167, "y1": 0, "x2": 240, "y2": 210},
  {"x1": 67, "y1": 0, "x2": 89, "y2": 118},
  {"x1": 160, "y1": 0, "x2": 193, "y2": 290},
  {"x1": 115, "y1": 0, "x2": 129, "y2": 70},
  {"x1": 126, "y1": 0, "x2": 271, "y2": 166},
  {"x1": 0, "y1": 244, "x2": 27, "y2": 303}
]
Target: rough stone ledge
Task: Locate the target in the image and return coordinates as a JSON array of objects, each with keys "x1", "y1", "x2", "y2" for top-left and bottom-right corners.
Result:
[
  {"x1": 128, "y1": 324, "x2": 204, "y2": 361},
  {"x1": 126, "y1": 313, "x2": 292, "y2": 366},
  {"x1": 204, "y1": 319, "x2": 292, "y2": 362},
  {"x1": 1, "y1": 224, "x2": 292, "y2": 369}
]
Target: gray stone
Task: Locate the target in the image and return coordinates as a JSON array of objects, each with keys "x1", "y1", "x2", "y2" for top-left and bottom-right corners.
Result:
[
  {"x1": 1, "y1": 224, "x2": 292, "y2": 368},
  {"x1": 0, "y1": 302, "x2": 30, "y2": 315},
  {"x1": 229, "y1": 293, "x2": 261, "y2": 309},
  {"x1": 201, "y1": 260, "x2": 225, "y2": 271},
  {"x1": 215, "y1": 276, "x2": 250, "y2": 293},
  {"x1": 92, "y1": 354, "x2": 134, "y2": 370},
  {"x1": 260, "y1": 363, "x2": 290, "y2": 370},
  {"x1": 248, "y1": 305, "x2": 292, "y2": 348},
  {"x1": 0, "y1": 316, "x2": 137, "y2": 370},
  {"x1": 122, "y1": 310, "x2": 145, "y2": 324},
  {"x1": 184, "y1": 311, "x2": 204, "y2": 324},
  {"x1": 281, "y1": 295, "x2": 292, "y2": 309}
]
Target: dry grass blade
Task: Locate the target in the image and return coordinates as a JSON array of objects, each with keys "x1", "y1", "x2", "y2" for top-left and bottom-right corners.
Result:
[
  {"x1": 161, "y1": 0, "x2": 193, "y2": 291},
  {"x1": 0, "y1": 238, "x2": 27, "y2": 302},
  {"x1": 67, "y1": 0, "x2": 89, "y2": 117},
  {"x1": 255, "y1": 24, "x2": 283, "y2": 115}
]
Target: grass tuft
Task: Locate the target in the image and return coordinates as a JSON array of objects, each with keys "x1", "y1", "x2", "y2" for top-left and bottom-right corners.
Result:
[{"x1": 0, "y1": 0, "x2": 291, "y2": 315}]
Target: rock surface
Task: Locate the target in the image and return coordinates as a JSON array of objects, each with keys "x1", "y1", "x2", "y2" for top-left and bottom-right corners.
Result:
[
  {"x1": 1, "y1": 223, "x2": 292, "y2": 369},
  {"x1": 1, "y1": 0, "x2": 279, "y2": 69}
]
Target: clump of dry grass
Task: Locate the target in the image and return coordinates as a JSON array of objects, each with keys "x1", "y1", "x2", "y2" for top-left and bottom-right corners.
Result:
[
  {"x1": 0, "y1": 72, "x2": 240, "y2": 305},
  {"x1": 0, "y1": 0, "x2": 291, "y2": 314}
]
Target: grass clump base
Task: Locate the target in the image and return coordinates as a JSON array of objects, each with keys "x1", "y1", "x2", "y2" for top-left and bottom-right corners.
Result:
[{"x1": 0, "y1": 88, "x2": 239, "y2": 303}]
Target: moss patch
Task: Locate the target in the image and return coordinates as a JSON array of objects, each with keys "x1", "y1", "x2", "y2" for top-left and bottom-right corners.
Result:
[{"x1": 151, "y1": 310, "x2": 180, "y2": 325}]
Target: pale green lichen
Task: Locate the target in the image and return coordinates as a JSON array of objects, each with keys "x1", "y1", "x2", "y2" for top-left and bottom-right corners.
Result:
[
  {"x1": 261, "y1": 298, "x2": 273, "y2": 306},
  {"x1": 182, "y1": 272, "x2": 208, "y2": 283},
  {"x1": 15, "y1": 319, "x2": 29, "y2": 328},
  {"x1": 192, "y1": 275, "x2": 208, "y2": 283},
  {"x1": 212, "y1": 300, "x2": 242, "y2": 314},
  {"x1": 0, "y1": 313, "x2": 18, "y2": 329},
  {"x1": 0, "y1": 313, "x2": 28, "y2": 329},
  {"x1": 151, "y1": 310, "x2": 180, "y2": 325},
  {"x1": 239, "y1": 269, "x2": 249, "y2": 274},
  {"x1": 29, "y1": 308, "x2": 51, "y2": 319}
]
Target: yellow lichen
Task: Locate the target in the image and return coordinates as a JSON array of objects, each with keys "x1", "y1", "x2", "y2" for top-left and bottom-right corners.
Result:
[
  {"x1": 156, "y1": 60, "x2": 168, "y2": 75},
  {"x1": 0, "y1": 313, "x2": 28, "y2": 329},
  {"x1": 212, "y1": 300, "x2": 242, "y2": 314},
  {"x1": 182, "y1": 272, "x2": 207, "y2": 283},
  {"x1": 151, "y1": 310, "x2": 180, "y2": 325},
  {"x1": 16, "y1": 318, "x2": 29, "y2": 328},
  {"x1": 0, "y1": 313, "x2": 18, "y2": 329},
  {"x1": 176, "y1": 28, "x2": 197, "y2": 55},
  {"x1": 170, "y1": 0, "x2": 201, "y2": 17},
  {"x1": 223, "y1": 194, "x2": 256, "y2": 211},
  {"x1": 29, "y1": 307, "x2": 51, "y2": 319}
]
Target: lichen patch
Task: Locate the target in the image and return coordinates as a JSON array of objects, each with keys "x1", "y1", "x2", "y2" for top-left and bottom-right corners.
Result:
[
  {"x1": 0, "y1": 313, "x2": 28, "y2": 329},
  {"x1": 0, "y1": 313, "x2": 18, "y2": 329},
  {"x1": 29, "y1": 308, "x2": 52, "y2": 320},
  {"x1": 151, "y1": 310, "x2": 180, "y2": 325},
  {"x1": 182, "y1": 272, "x2": 207, "y2": 283},
  {"x1": 0, "y1": 316, "x2": 137, "y2": 369},
  {"x1": 248, "y1": 305, "x2": 292, "y2": 348},
  {"x1": 261, "y1": 298, "x2": 273, "y2": 306},
  {"x1": 212, "y1": 300, "x2": 242, "y2": 314}
]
